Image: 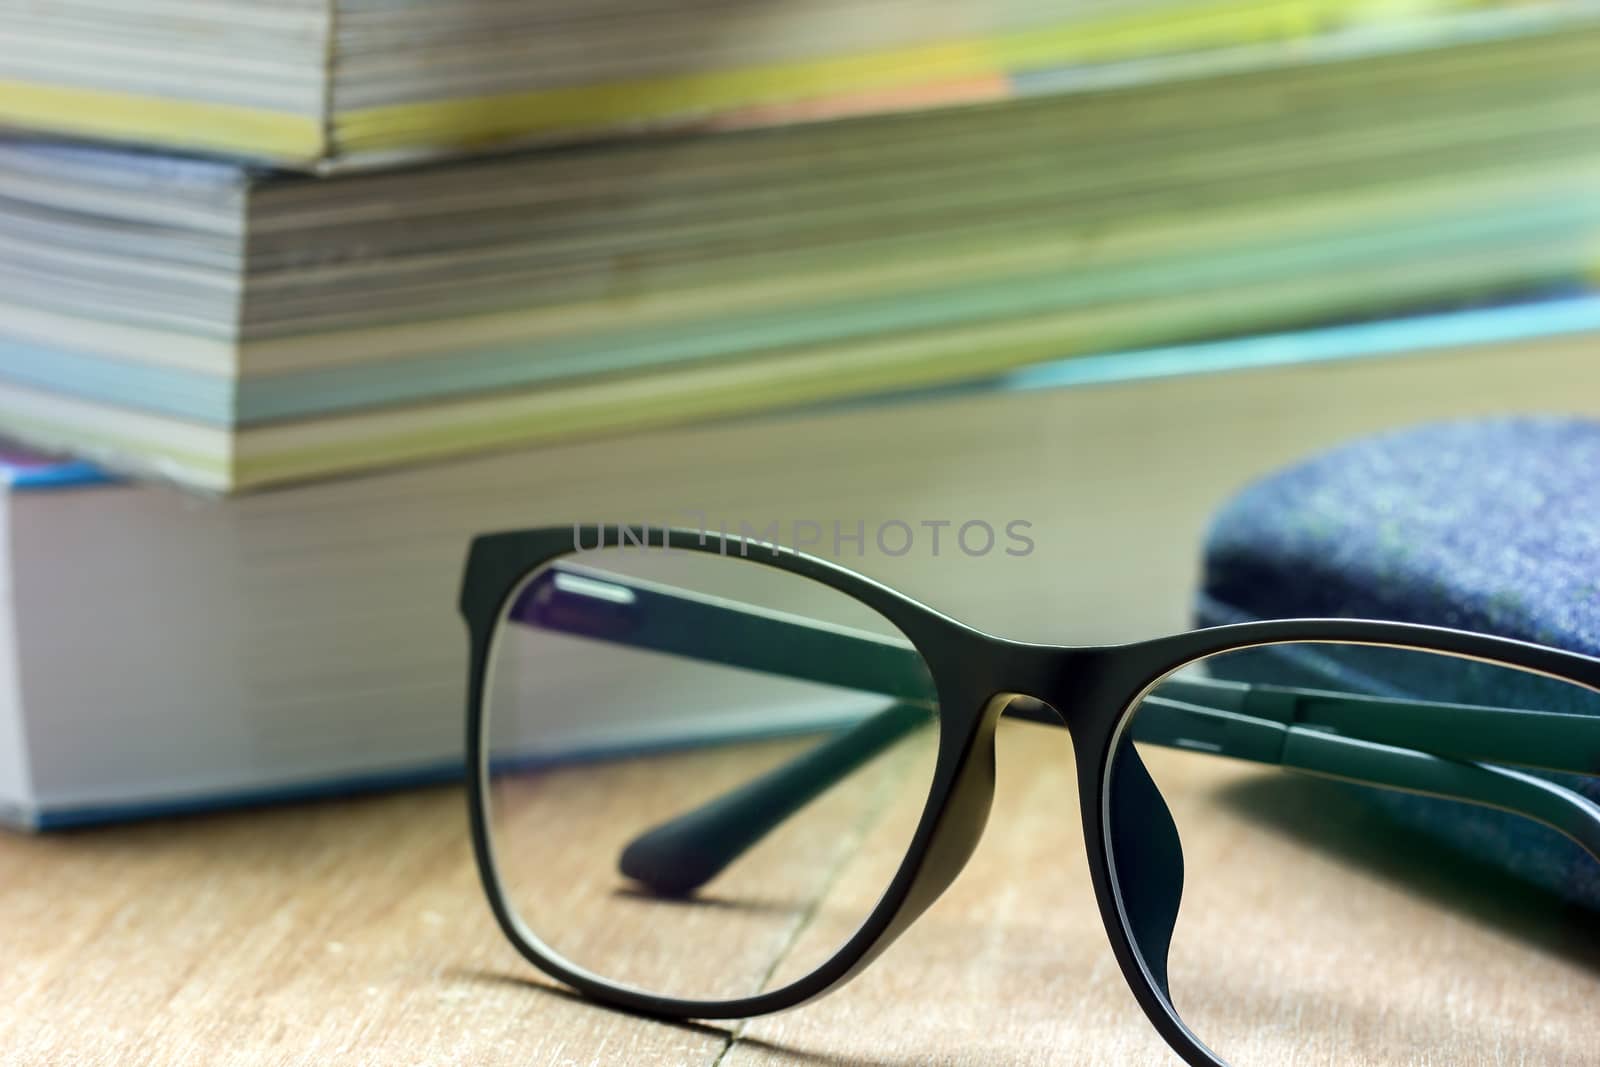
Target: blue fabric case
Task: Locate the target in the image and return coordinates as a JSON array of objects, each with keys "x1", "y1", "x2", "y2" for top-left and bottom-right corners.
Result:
[{"x1": 1198, "y1": 416, "x2": 1600, "y2": 910}]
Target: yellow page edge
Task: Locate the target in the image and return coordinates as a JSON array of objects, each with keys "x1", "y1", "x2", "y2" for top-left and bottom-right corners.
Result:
[
  {"x1": 333, "y1": 0, "x2": 1507, "y2": 153},
  {"x1": 0, "y1": 81, "x2": 323, "y2": 162}
]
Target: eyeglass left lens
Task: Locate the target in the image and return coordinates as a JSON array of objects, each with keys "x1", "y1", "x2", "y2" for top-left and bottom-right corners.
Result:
[
  {"x1": 1107, "y1": 640, "x2": 1600, "y2": 1066},
  {"x1": 481, "y1": 544, "x2": 940, "y2": 1002}
]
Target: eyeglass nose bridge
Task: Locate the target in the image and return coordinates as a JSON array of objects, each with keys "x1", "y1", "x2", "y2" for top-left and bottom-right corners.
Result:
[{"x1": 931, "y1": 640, "x2": 1187, "y2": 1004}]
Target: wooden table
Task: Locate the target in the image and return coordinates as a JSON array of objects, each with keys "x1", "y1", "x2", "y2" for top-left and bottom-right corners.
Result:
[{"x1": 2, "y1": 721, "x2": 1595, "y2": 1066}]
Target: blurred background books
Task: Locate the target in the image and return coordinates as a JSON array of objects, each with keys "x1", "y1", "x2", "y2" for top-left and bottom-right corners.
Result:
[
  {"x1": 2, "y1": 0, "x2": 1599, "y2": 815},
  {"x1": 3, "y1": 3, "x2": 1598, "y2": 490},
  {"x1": 0, "y1": 0, "x2": 1568, "y2": 167}
]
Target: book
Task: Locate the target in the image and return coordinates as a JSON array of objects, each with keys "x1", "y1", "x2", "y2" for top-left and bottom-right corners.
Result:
[
  {"x1": 2, "y1": 298, "x2": 1599, "y2": 828},
  {"x1": 0, "y1": 0, "x2": 1551, "y2": 168},
  {"x1": 3, "y1": 13, "x2": 1598, "y2": 492}
]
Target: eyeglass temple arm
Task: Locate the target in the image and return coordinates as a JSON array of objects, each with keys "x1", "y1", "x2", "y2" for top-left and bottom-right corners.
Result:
[
  {"x1": 515, "y1": 566, "x2": 937, "y2": 700},
  {"x1": 517, "y1": 563, "x2": 1600, "y2": 777},
  {"x1": 512, "y1": 564, "x2": 1600, "y2": 894},
  {"x1": 1132, "y1": 695, "x2": 1600, "y2": 864},
  {"x1": 613, "y1": 701, "x2": 931, "y2": 896}
]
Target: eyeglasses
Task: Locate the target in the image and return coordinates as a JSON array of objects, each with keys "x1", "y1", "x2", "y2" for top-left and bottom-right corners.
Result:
[{"x1": 458, "y1": 526, "x2": 1600, "y2": 1066}]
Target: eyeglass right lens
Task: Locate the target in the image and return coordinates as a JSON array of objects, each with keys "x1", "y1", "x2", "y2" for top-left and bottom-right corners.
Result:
[{"x1": 481, "y1": 544, "x2": 941, "y2": 1003}]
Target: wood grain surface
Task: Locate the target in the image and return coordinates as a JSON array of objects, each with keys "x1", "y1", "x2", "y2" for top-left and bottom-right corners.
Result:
[{"x1": 3, "y1": 719, "x2": 1596, "y2": 1065}]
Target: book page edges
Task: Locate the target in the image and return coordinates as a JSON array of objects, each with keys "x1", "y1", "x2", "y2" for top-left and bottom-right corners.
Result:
[{"x1": 0, "y1": 81, "x2": 324, "y2": 164}]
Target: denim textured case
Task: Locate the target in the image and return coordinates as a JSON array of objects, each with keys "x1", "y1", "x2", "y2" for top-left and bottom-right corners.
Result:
[{"x1": 1198, "y1": 416, "x2": 1600, "y2": 909}]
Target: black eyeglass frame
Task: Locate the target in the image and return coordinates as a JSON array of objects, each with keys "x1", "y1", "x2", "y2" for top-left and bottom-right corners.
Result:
[{"x1": 458, "y1": 525, "x2": 1600, "y2": 1067}]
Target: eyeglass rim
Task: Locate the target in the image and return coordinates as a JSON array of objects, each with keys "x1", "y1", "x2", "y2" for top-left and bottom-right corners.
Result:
[{"x1": 460, "y1": 524, "x2": 1600, "y2": 1067}]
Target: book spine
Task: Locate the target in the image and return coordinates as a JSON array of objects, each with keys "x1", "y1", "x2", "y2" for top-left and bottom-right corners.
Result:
[{"x1": 0, "y1": 483, "x2": 36, "y2": 827}]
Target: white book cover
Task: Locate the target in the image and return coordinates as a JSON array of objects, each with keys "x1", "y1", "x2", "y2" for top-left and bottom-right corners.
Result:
[{"x1": 2, "y1": 297, "x2": 1598, "y2": 827}]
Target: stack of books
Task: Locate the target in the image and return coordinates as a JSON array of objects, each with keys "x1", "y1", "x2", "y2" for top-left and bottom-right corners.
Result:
[
  {"x1": 2, "y1": 0, "x2": 1599, "y2": 822},
  {"x1": 2, "y1": 0, "x2": 1598, "y2": 491}
]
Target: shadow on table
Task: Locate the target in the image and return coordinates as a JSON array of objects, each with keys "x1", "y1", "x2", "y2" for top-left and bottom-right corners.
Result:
[
  {"x1": 610, "y1": 886, "x2": 810, "y2": 917},
  {"x1": 1217, "y1": 773, "x2": 1600, "y2": 974},
  {"x1": 453, "y1": 969, "x2": 906, "y2": 1067}
]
